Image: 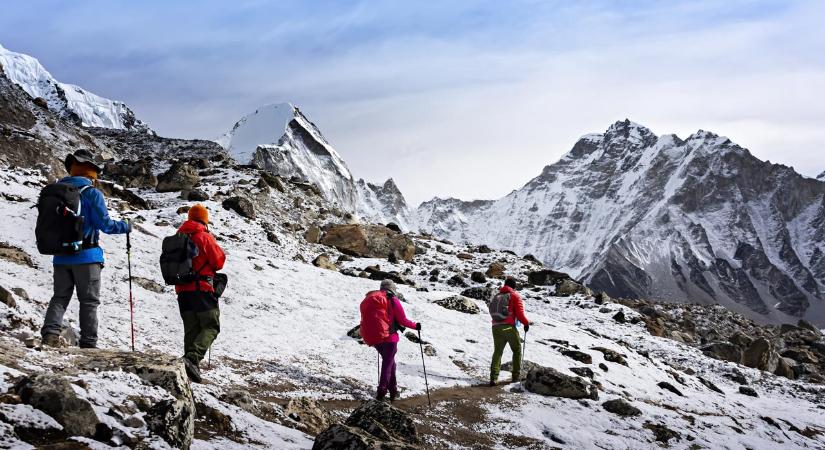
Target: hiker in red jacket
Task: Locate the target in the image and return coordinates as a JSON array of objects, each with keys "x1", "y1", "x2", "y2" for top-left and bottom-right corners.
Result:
[
  {"x1": 489, "y1": 277, "x2": 530, "y2": 385},
  {"x1": 176, "y1": 204, "x2": 226, "y2": 382},
  {"x1": 360, "y1": 280, "x2": 419, "y2": 401}
]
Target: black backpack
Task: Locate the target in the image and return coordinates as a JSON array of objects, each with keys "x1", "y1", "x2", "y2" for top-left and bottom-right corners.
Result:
[
  {"x1": 35, "y1": 183, "x2": 93, "y2": 255},
  {"x1": 159, "y1": 233, "x2": 204, "y2": 285}
]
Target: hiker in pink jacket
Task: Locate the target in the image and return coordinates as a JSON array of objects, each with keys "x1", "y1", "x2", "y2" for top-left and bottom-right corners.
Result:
[{"x1": 360, "y1": 279, "x2": 419, "y2": 401}]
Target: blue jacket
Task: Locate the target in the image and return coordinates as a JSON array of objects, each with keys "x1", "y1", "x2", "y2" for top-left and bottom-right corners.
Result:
[{"x1": 53, "y1": 177, "x2": 130, "y2": 265}]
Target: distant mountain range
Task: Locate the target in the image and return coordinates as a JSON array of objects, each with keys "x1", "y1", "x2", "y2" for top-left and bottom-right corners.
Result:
[{"x1": 3, "y1": 43, "x2": 823, "y2": 325}]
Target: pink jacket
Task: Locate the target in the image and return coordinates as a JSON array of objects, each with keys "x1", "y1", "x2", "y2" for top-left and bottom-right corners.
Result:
[{"x1": 384, "y1": 294, "x2": 418, "y2": 344}]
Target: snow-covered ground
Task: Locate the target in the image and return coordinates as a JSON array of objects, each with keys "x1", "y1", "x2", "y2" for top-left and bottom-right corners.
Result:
[{"x1": 1, "y1": 164, "x2": 824, "y2": 449}]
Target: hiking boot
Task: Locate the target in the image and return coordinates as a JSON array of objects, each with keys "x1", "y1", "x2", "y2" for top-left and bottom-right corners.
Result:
[
  {"x1": 182, "y1": 357, "x2": 202, "y2": 383},
  {"x1": 488, "y1": 380, "x2": 497, "y2": 387},
  {"x1": 376, "y1": 391, "x2": 387, "y2": 402},
  {"x1": 42, "y1": 334, "x2": 63, "y2": 348},
  {"x1": 79, "y1": 342, "x2": 97, "y2": 349},
  {"x1": 389, "y1": 390, "x2": 399, "y2": 402}
]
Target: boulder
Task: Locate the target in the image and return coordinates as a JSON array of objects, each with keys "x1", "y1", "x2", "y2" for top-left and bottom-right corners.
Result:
[
  {"x1": 502, "y1": 360, "x2": 542, "y2": 379},
  {"x1": 612, "y1": 310, "x2": 626, "y2": 324},
  {"x1": 0, "y1": 242, "x2": 36, "y2": 268},
  {"x1": 591, "y1": 347, "x2": 628, "y2": 366},
  {"x1": 485, "y1": 262, "x2": 505, "y2": 279},
  {"x1": 285, "y1": 398, "x2": 334, "y2": 435},
  {"x1": 313, "y1": 254, "x2": 338, "y2": 271},
  {"x1": 222, "y1": 196, "x2": 256, "y2": 219},
  {"x1": 797, "y1": 319, "x2": 821, "y2": 335},
  {"x1": 702, "y1": 342, "x2": 743, "y2": 364},
  {"x1": 446, "y1": 274, "x2": 467, "y2": 287},
  {"x1": 774, "y1": 357, "x2": 797, "y2": 379},
  {"x1": 561, "y1": 349, "x2": 592, "y2": 365},
  {"x1": 556, "y1": 279, "x2": 592, "y2": 297},
  {"x1": 385, "y1": 223, "x2": 402, "y2": 233},
  {"x1": 739, "y1": 386, "x2": 758, "y2": 397},
  {"x1": 569, "y1": 367, "x2": 595, "y2": 380},
  {"x1": 304, "y1": 225, "x2": 322, "y2": 244},
  {"x1": 476, "y1": 245, "x2": 493, "y2": 253},
  {"x1": 524, "y1": 366, "x2": 598, "y2": 400},
  {"x1": 260, "y1": 172, "x2": 286, "y2": 192},
  {"x1": 104, "y1": 159, "x2": 157, "y2": 189},
  {"x1": 657, "y1": 382, "x2": 684, "y2": 397},
  {"x1": 321, "y1": 224, "x2": 415, "y2": 262},
  {"x1": 460, "y1": 286, "x2": 496, "y2": 301},
  {"x1": 523, "y1": 254, "x2": 542, "y2": 264},
  {"x1": 313, "y1": 401, "x2": 420, "y2": 449},
  {"x1": 742, "y1": 338, "x2": 779, "y2": 373},
  {"x1": 470, "y1": 272, "x2": 487, "y2": 283},
  {"x1": 14, "y1": 373, "x2": 99, "y2": 436},
  {"x1": 644, "y1": 423, "x2": 681, "y2": 443},
  {"x1": 434, "y1": 296, "x2": 480, "y2": 314},
  {"x1": 602, "y1": 399, "x2": 642, "y2": 417},
  {"x1": 156, "y1": 161, "x2": 200, "y2": 192},
  {"x1": 526, "y1": 269, "x2": 571, "y2": 286},
  {"x1": 0, "y1": 285, "x2": 15, "y2": 308},
  {"x1": 457, "y1": 253, "x2": 474, "y2": 260},
  {"x1": 185, "y1": 189, "x2": 209, "y2": 201}
]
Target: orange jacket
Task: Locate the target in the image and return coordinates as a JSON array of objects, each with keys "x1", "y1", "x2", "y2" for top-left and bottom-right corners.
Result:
[
  {"x1": 175, "y1": 220, "x2": 226, "y2": 293},
  {"x1": 494, "y1": 285, "x2": 530, "y2": 326}
]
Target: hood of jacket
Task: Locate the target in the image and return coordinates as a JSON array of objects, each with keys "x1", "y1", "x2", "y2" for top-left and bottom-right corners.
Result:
[{"x1": 178, "y1": 220, "x2": 208, "y2": 235}]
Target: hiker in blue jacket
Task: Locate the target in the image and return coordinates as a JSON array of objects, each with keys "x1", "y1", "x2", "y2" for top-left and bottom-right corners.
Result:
[{"x1": 41, "y1": 149, "x2": 130, "y2": 348}]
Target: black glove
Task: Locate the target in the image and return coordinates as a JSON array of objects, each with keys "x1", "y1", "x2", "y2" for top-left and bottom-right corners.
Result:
[
  {"x1": 416, "y1": 323, "x2": 422, "y2": 331},
  {"x1": 524, "y1": 323, "x2": 530, "y2": 333}
]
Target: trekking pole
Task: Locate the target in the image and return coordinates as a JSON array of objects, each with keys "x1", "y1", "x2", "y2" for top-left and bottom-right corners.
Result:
[
  {"x1": 377, "y1": 352, "x2": 380, "y2": 385},
  {"x1": 522, "y1": 328, "x2": 528, "y2": 369},
  {"x1": 208, "y1": 347, "x2": 212, "y2": 370},
  {"x1": 417, "y1": 329, "x2": 432, "y2": 407},
  {"x1": 126, "y1": 225, "x2": 136, "y2": 352}
]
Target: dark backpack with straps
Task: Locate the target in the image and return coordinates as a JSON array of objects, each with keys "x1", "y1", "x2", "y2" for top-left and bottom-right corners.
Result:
[
  {"x1": 35, "y1": 183, "x2": 94, "y2": 255},
  {"x1": 159, "y1": 232, "x2": 205, "y2": 285}
]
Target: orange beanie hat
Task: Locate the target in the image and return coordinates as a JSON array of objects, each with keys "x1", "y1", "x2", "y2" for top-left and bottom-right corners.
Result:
[{"x1": 188, "y1": 204, "x2": 209, "y2": 225}]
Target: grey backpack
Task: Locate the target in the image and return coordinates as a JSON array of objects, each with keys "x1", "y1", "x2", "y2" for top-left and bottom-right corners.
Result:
[{"x1": 488, "y1": 292, "x2": 511, "y2": 321}]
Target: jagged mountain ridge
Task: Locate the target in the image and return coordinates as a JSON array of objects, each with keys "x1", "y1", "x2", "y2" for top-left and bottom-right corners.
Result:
[
  {"x1": 217, "y1": 102, "x2": 358, "y2": 212},
  {"x1": 0, "y1": 44, "x2": 152, "y2": 134},
  {"x1": 818, "y1": 171, "x2": 825, "y2": 181},
  {"x1": 412, "y1": 120, "x2": 825, "y2": 325},
  {"x1": 355, "y1": 178, "x2": 413, "y2": 230}
]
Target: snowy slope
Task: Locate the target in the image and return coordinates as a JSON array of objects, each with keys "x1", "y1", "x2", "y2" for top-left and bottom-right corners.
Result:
[
  {"x1": 355, "y1": 178, "x2": 413, "y2": 230},
  {"x1": 0, "y1": 44, "x2": 152, "y2": 133},
  {"x1": 1, "y1": 164, "x2": 824, "y2": 449},
  {"x1": 414, "y1": 120, "x2": 825, "y2": 325},
  {"x1": 217, "y1": 103, "x2": 357, "y2": 211}
]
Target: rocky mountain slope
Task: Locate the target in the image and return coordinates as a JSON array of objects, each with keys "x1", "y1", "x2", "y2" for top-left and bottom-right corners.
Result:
[
  {"x1": 2, "y1": 51, "x2": 825, "y2": 449},
  {"x1": 355, "y1": 178, "x2": 413, "y2": 230},
  {"x1": 0, "y1": 44, "x2": 152, "y2": 134},
  {"x1": 413, "y1": 120, "x2": 825, "y2": 326},
  {"x1": 818, "y1": 171, "x2": 825, "y2": 181},
  {"x1": 216, "y1": 103, "x2": 358, "y2": 212}
]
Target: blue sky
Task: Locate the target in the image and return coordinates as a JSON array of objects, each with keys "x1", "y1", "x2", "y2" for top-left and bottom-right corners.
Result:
[{"x1": 2, "y1": 0, "x2": 823, "y2": 204}]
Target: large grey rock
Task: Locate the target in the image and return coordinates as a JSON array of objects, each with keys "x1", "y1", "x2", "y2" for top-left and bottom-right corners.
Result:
[
  {"x1": 524, "y1": 366, "x2": 598, "y2": 400},
  {"x1": 313, "y1": 401, "x2": 420, "y2": 449},
  {"x1": 702, "y1": 342, "x2": 743, "y2": 363},
  {"x1": 321, "y1": 224, "x2": 415, "y2": 262},
  {"x1": 14, "y1": 373, "x2": 99, "y2": 436},
  {"x1": 556, "y1": 279, "x2": 593, "y2": 297},
  {"x1": 156, "y1": 161, "x2": 200, "y2": 192},
  {"x1": 742, "y1": 338, "x2": 779, "y2": 373},
  {"x1": 222, "y1": 196, "x2": 256, "y2": 219},
  {"x1": 527, "y1": 269, "x2": 572, "y2": 286},
  {"x1": 602, "y1": 399, "x2": 642, "y2": 417},
  {"x1": 434, "y1": 296, "x2": 480, "y2": 314},
  {"x1": 285, "y1": 398, "x2": 334, "y2": 435}
]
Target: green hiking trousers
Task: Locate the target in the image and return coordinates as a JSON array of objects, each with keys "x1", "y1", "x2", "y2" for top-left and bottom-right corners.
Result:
[
  {"x1": 178, "y1": 291, "x2": 220, "y2": 365},
  {"x1": 490, "y1": 324, "x2": 522, "y2": 382}
]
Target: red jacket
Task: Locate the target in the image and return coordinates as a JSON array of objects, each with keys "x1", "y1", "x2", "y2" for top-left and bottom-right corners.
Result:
[
  {"x1": 175, "y1": 220, "x2": 226, "y2": 293},
  {"x1": 493, "y1": 285, "x2": 530, "y2": 326}
]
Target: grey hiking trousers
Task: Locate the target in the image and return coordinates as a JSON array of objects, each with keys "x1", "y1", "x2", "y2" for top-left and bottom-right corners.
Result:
[{"x1": 41, "y1": 263, "x2": 102, "y2": 347}]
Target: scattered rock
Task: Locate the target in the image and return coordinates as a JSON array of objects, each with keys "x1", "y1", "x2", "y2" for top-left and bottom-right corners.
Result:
[
  {"x1": 457, "y1": 253, "x2": 474, "y2": 260},
  {"x1": 556, "y1": 279, "x2": 592, "y2": 297},
  {"x1": 644, "y1": 422, "x2": 680, "y2": 443},
  {"x1": 739, "y1": 386, "x2": 758, "y2": 397},
  {"x1": 470, "y1": 271, "x2": 487, "y2": 283},
  {"x1": 702, "y1": 342, "x2": 743, "y2": 364},
  {"x1": 524, "y1": 366, "x2": 598, "y2": 400},
  {"x1": 222, "y1": 196, "x2": 256, "y2": 219},
  {"x1": 132, "y1": 277, "x2": 165, "y2": 294},
  {"x1": 0, "y1": 285, "x2": 15, "y2": 308},
  {"x1": 697, "y1": 376, "x2": 725, "y2": 394},
  {"x1": 569, "y1": 367, "x2": 595, "y2": 380},
  {"x1": 15, "y1": 373, "x2": 99, "y2": 436},
  {"x1": 502, "y1": 360, "x2": 541, "y2": 379},
  {"x1": 313, "y1": 401, "x2": 420, "y2": 449},
  {"x1": 612, "y1": 310, "x2": 626, "y2": 324},
  {"x1": 742, "y1": 338, "x2": 779, "y2": 373},
  {"x1": 286, "y1": 398, "x2": 334, "y2": 435},
  {"x1": 461, "y1": 286, "x2": 496, "y2": 301},
  {"x1": 526, "y1": 269, "x2": 571, "y2": 286},
  {"x1": 446, "y1": 274, "x2": 467, "y2": 288},
  {"x1": 434, "y1": 296, "x2": 480, "y2": 314},
  {"x1": 602, "y1": 399, "x2": 642, "y2": 417},
  {"x1": 304, "y1": 225, "x2": 322, "y2": 244},
  {"x1": 321, "y1": 224, "x2": 415, "y2": 262},
  {"x1": 186, "y1": 189, "x2": 209, "y2": 201},
  {"x1": 657, "y1": 381, "x2": 684, "y2": 397},
  {"x1": 523, "y1": 254, "x2": 542, "y2": 264},
  {"x1": 260, "y1": 172, "x2": 286, "y2": 192},
  {"x1": 561, "y1": 349, "x2": 592, "y2": 365},
  {"x1": 157, "y1": 161, "x2": 200, "y2": 192},
  {"x1": 0, "y1": 242, "x2": 36, "y2": 268},
  {"x1": 485, "y1": 262, "x2": 505, "y2": 279},
  {"x1": 385, "y1": 223, "x2": 402, "y2": 233},
  {"x1": 591, "y1": 347, "x2": 628, "y2": 366},
  {"x1": 313, "y1": 254, "x2": 338, "y2": 271}
]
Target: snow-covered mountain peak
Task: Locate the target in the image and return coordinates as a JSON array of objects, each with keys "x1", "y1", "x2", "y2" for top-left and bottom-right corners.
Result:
[
  {"x1": 219, "y1": 102, "x2": 357, "y2": 211},
  {"x1": 817, "y1": 171, "x2": 824, "y2": 181},
  {"x1": 0, "y1": 43, "x2": 152, "y2": 133},
  {"x1": 604, "y1": 119, "x2": 656, "y2": 145}
]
